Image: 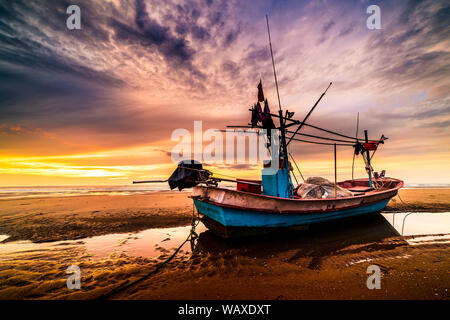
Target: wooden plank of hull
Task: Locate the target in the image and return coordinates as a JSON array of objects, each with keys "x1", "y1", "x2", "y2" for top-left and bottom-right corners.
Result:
[
  {"x1": 192, "y1": 178, "x2": 402, "y2": 236},
  {"x1": 194, "y1": 197, "x2": 390, "y2": 228},
  {"x1": 192, "y1": 178, "x2": 402, "y2": 215}
]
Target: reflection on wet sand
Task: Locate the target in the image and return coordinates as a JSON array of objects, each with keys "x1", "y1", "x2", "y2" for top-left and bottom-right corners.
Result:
[
  {"x1": 0, "y1": 212, "x2": 449, "y2": 299},
  {"x1": 122, "y1": 212, "x2": 448, "y2": 300},
  {"x1": 193, "y1": 214, "x2": 402, "y2": 269},
  {"x1": 382, "y1": 212, "x2": 450, "y2": 236}
]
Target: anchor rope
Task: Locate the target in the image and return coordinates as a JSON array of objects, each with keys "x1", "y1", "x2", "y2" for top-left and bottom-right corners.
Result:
[
  {"x1": 396, "y1": 192, "x2": 417, "y2": 210},
  {"x1": 397, "y1": 193, "x2": 408, "y2": 206},
  {"x1": 96, "y1": 204, "x2": 200, "y2": 299}
]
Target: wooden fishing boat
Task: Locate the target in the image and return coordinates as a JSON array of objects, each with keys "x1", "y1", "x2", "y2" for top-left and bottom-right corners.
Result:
[
  {"x1": 134, "y1": 16, "x2": 403, "y2": 238},
  {"x1": 192, "y1": 178, "x2": 403, "y2": 237}
]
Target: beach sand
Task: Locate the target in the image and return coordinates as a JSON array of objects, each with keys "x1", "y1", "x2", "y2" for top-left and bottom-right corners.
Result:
[
  {"x1": 0, "y1": 189, "x2": 448, "y2": 300},
  {"x1": 1, "y1": 188, "x2": 449, "y2": 244},
  {"x1": 0, "y1": 192, "x2": 193, "y2": 243},
  {"x1": 385, "y1": 188, "x2": 450, "y2": 212}
]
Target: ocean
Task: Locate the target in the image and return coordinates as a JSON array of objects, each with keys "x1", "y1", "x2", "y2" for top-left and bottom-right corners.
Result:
[
  {"x1": 0, "y1": 184, "x2": 178, "y2": 200},
  {"x1": 0, "y1": 183, "x2": 447, "y2": 200}
]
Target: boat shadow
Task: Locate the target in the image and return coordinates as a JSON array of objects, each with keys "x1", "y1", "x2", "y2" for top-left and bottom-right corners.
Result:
[{"x1": 193, "y1": 213, "x2": 403, "y2": 268}]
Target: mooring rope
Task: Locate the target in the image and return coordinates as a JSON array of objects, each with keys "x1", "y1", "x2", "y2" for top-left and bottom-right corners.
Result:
[
  {"x1": 96, "y1": 205, "x2": 200, "y2": 300},
  {"x1": 390, "y1": 192, "x2": 416, "y2": 234},
  {"x1": 401, "y1": 212, "x2": 414, "y2": 236},
  {"x1": 396, "y1": 192, "x2": 415, "y2": 210}
]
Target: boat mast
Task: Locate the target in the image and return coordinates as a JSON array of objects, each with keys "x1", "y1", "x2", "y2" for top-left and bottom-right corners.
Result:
[
  {"x1": 265, "y1": 14, "x2": 293, "y2": 197},
  {"x1": 266, "y1": 15, "x2": 282, "y2": 113},
  {"x1": 364, "y1": 130, "x2": 373, "y2": 187}
]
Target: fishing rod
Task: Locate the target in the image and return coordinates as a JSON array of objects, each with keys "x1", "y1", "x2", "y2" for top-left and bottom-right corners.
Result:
[
  {"x1": 133, "y1": 180, "x2": 167, "y2": 184},
  {"x1": 286, "y1": 82, "x2": 332, "y2": 146}
]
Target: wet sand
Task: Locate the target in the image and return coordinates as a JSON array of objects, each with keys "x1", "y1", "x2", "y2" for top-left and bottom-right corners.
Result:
[
  {"x1": 0, "y1": 189, "x2": 449, "y2": 300},
  {"x1": 126, "y1": 224, "x2": 449, "y2": 300},
  {"x1": 385, "y1": 188, "x2": 450, "y2": 212},
  {"x1": 0, "y1": 192, "x2": 193, "y2": 243},
  {"x1": 1, "y1": 188, "x2": 449, "y2": 244}
]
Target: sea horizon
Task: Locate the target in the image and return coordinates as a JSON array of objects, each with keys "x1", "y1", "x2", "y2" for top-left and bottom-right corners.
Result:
[{"x1": 0, "y1": 183, "x2": 449, "y2": 200}]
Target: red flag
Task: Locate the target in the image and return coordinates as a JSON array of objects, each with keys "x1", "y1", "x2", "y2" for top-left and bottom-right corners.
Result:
[
  {"x1": 363, "y1": 142, "x2": 378, "y2": 151},
  {"x1": 257, "y1": 80, "x2": 265, "y2": 102}
]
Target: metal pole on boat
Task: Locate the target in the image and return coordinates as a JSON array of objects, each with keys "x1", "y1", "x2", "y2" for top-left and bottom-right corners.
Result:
[
  {"x1": 133, "y1": 180, "x2": 168, "y2": 184},
  {"x1": 266, "y1": 14, "x2": 282, "y2": 112},
  {"x1": 334, "y1": 143, "x2": 337, "y2": 198},
  {"x1": 364, "y1": 130, "x2": 373, "y2": 187},
  {"x1": 351, "y1": 112, "x2": 359, "y2": 181},
  {"x1": 287, "y1": 82, "x2": 332, "y2": 146},
  {"x1": 266, "y1": 14, "x2": 294, "y2": 198}
]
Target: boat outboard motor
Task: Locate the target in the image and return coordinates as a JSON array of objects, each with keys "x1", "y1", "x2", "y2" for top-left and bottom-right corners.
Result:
[{"x1": 168, "y1": 160, "x2": 211, "y2": 191}]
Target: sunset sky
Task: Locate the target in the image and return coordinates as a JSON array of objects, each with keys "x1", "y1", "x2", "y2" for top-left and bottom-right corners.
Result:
[{"x1": 0, "y1": 0, "x2": 449, "y2": 186}]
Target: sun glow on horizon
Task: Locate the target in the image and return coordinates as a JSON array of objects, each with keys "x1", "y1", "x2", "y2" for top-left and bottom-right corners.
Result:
[{"x1": 0, "y1": 0, "x2": 448, "y2": 187}]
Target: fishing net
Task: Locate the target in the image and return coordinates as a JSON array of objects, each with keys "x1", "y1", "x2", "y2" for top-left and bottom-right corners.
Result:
[{"x1": 296, "y1": 177, "x2": 353, "y2": 199}]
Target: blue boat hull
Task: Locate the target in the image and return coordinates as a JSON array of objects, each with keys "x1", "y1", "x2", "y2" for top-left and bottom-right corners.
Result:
[
  {"x1": 192, "y1": 178, "x2": 403, "y2": 237},
  {"x1": 194, "y1": 198, "x2": 390, "y2": 236}
]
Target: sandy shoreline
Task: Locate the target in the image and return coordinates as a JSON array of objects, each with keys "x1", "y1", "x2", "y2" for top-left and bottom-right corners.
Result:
[
  {"x1": 1, "y1": 188, "x2": 449, "y2": 243},
  {"x1": 0, "y1": 188, "x2": 449, "y2": 300},
  {"x1": 0, "y1": 192, "x2": 193, "y2": 243},
  {"x1": 384, "y1": 188, "x2": 450, "y2": 212}
]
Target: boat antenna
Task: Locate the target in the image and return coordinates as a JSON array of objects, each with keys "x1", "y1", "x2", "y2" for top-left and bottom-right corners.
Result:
[
  {"x1": 286, "y1": 81, "x2": 332, "y2": 146},
  {"x1": 266, "y1": 14, "x2": 282, "y2": 112}
]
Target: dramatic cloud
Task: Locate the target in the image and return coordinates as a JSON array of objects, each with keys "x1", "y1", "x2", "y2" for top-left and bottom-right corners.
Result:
[{"x1": 0, "y1": 0, "x2": 449, "y2": 185}]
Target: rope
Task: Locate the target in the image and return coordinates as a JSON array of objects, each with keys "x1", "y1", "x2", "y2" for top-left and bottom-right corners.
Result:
[
  {"x1": 96, "y1": 206, "x2": 200, "y2": 300},
  {"x1": 286, "y1": 130, "x2": 355, "y2": 144},
  {"x1": 390, "y1": 192, "x2": 416, "y2": 212},
  {"x1": 299, "y1": 122, "x2": 377, "y2": 142},
  {"x1": 397, "y1": 192, "x2": 413, "y2": 209},
  {"x1": 388, "y1": 193, "x2": 415, "y2": 235},
  {"x1": 226, "y1": 123, "x2": 377, "y2": 143},
  {"x1": 290, "y1": 167, "x2": 299, "y2": 186},
  {"x1": 401, "y1": 212, "x2": 414, "y2": 235},
  {"x1": 287, "y1": 136, "x2": 354, "y2": 146},
  {"x1": 289, "y1": 153, "x2": 305, "y2": 182},
  {"x1": 369, "y1": 148, "x2": 378, "y2": 162}
]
